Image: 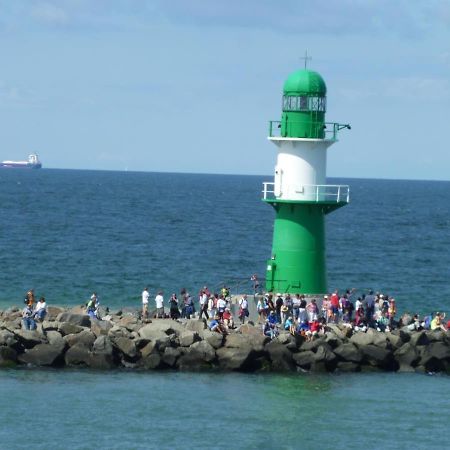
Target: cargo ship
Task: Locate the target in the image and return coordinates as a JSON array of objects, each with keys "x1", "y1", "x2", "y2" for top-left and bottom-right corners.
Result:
[{"x1": 1, "y1": 154, "x2": 42, "y2": 169}]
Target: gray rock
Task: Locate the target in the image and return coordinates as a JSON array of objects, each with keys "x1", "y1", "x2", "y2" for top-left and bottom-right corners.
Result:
[
  {"x1": 0, "y1": 346, "x2": 18, "y2": 367},
  {"x1": 108, "y1": 325, "x2": 132, "y2": 340},
  {"x1": 265, "y1": 342, "x2": 295, "y2": 371},
  {"x1": 336, "y1": 361, "x2": 360, "y2": 372},
  {"x1": 293, "y1": 350, "x2": 315, "y2": 368},
  {"x1": 313, "y1": 344, "x2": 336, "y2": 363},
  {"x1": 18, "y1": 343, "x2": 64, "y2": 366},
  {"x1": 58, "y1": 322, "x2": 84, "y2": 336},
  {"x1": 88, "y1": 353, "x2": 115, "y2": 370},
  {"x1": 324, "y1": 332, "x2": 342, "y2": 349},
  {"x1": 42, "y1": 321, "x2": 59, "y2": 331},
  {"x1": 14, "y1": 330, "x2": 45, "y2": 348},
  {"x1": 46, "y1": 306, "x2": 65, "y2": 321},
  {"x1": 201, "y1": 330, "x2": 224, "y2": 349},
  {"x1": 141, "y1": 320, "x2": 185, "y2": 335},
  {"x1": 300, "y1": 337, "x2": 326, "y2": 352},
  {"x1": 138, "y1": 327, "x2": 170, "y2": 349},
  {"x1": 65, "y1": 344, "x2": 90, "y2": 366},
  {"x1": 56, "y1": 312, "x2": 91, "y2": 327},
  {"x1": 326, "y1": 324, "x2": 351, "y2": 340},
  {"x1": 179, "y1": 330, "x2": 197, "y2": 347},
  {"x1": 64, "y1": 330, "x2": 96, "y2": 348},
  {"x1": 162, "y1": 347, "x2": 181, "y2": 367},
  {"x1": 46, "y1": 330, "x2": 66, "y2": 349},
  {"x1": 426, "y1": 330, "x2": 446, "y2": 343},
  {"x1": 92, "y1": 335, "x2": 114, "y2": 356},
  {"x1": 113, "y1": 337, "x2": 137, "y2": 358},
  {"x1": 216, "y1": 345, "x2": 258, "y2": 371},
  {"x1": 189, "y1": 340, "x2": 216, "y2": 362},
  {"x1": 185, "y1": 319, "x2": 207, "y2": 333},
  {"x1": 360, "y1": 344, "x2": 394, "y2": 369},
  {"x1": 409, "y1": 331, "x2": 429, "y2": 347},
  {"x1": 394, "y1": 343, "x2": 420, "y2": 367},
  {"x1": 385, "y1": 332, "x2": 403, "y2": 349},
  {"x1": 237, "y1": 324, "x2": 261, "y2": 336},
  {"x1": 333, "y1": 343, "x2": 363, "y2": 363},
  {"x1": 0, "y1": 329, "x2": 18, "y2": 347},
  {"x1": 91, "y1": 320, "x2": 113, "y2": 337},
  {"x1": 141, "y1": 353, "x2": 162, "y2": 370},
  {"x1": 140, "y1": 341, "x2": 158, "y2": 358}
]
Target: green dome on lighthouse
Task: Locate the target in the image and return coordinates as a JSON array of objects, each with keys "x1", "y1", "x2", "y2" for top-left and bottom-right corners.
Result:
[
  {"x1": 281, "y1": 69, "x2": 327, "y2": 138},
  {"x1": 283, "y1": 69, "x2": 327, "y2": 96}
]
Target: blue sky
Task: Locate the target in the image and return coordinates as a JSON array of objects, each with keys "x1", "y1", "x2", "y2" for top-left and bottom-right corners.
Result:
[{"x1": 0, "y1": 0, "x2": 449, "y2": 180}]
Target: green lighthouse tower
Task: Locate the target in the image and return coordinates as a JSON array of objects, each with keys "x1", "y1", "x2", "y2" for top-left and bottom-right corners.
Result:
[{"x1": 263, "y1": 67, "x2": 350, "y2": 294}]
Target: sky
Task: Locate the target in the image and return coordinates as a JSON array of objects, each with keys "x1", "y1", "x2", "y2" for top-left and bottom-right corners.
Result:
[{"x1": 0, "y1": 0, "x2": 449, "y2": 180}]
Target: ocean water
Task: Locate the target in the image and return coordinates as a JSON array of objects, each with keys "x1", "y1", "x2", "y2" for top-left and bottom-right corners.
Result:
[{"x1": 1, "y1": 169, "x2": 450, "y2": 449}]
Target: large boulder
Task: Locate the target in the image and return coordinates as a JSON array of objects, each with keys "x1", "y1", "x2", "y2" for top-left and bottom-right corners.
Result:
[
  {"x1": 313, "y1": 344, "x2": 337, "y2": 363},
  {"x1": 201, "y1": 330, "x2": 224, "y2": 349},
  {"x1": 394, "y1": 343, "x2": 420, "y2": 368},
  {"x1": 140, "y1": 341, "x2": 158, "y2": 358},
  {"x1": 0, "y1": 346, "x2": 18, "y2": 367},
  {"x1": 46, "y1": 306, "x2": 65, "y2": 321},
  {"x1": 189, "y1": 341, "x2": 216, "y2": 362},
  {"x1": 18, "y1": 343, "x2": 64, "y2": 367},
  {"x1": 360, "y1": 344, "x2": 396, "y2": 370},
  {"x1": 179, "y1": 330, "x2": 198, "y2": 347},
  {"x1": 113, "y1": 337, "x2": 137, "y2": 359},
  {"x1": 46, "y1": 330, "x2": 66, "y2": 349},
  {"x1": 91, "y1": 320, "x2": 113, "y2": 337},
  {"x1": 58, "y1": 322, "x2": 84, "y2": 336},
  {"x1": 141, "y1": 353, "x2": 162, "y2": 370},
  {"x1": 265, "y1": 342, "x2": 295, "y2": 371},
  {"x1": 65, "y1": 344, "x2": 90, "y2": 366},
  {"x1": 419, "y1": 342, "x2": 450, "y2": 372},
  {"x1": 333, "y1": 343, "x2": 363, "y2": 363},
  {"x1": 92, "y1": 335, "x2": 114, "y2": 356},
  {"x1": 64, "y1": 330, "x2": 96, "y2": 348},
  {"x1": 108, "y1": 325, "x2": 132, "y2": 340},
  {"x1": 138, "y1": 327, "x2": 170, "y2": 350},
  {"x1": 426, "y1": 330, "x2": 446, "y2": 343},
  {"x1": 185, "y1": 320, "x2": 207, "y2": 333},
  {"x1": 385, "y1": 332, "x2": 403, "y2": 349},
  {"x1": 56, "y1": 312, "x2": 91, "y2": 327},
  {"x1": 409, "y1": 331, "x2": 429, "y2": 347},
  {"x1": 162, "y1": 347, "x2": 181, "y2": 367},
  {"x1": 216, "y1": 345, "x2": 258, "y2": 371},
  {"x1": 0, "y1": 329, "x2": 18, "y2": 347},
  {"x1": 293, "y1": 350, "x2": 315, "y2": 369},
  {"x1": 238, "y1": 324, "x2": 261, "y2": 336},
  {"x1": 141, "y1": 320, "x2": 185, "y2": 335},
  {"x1": 13, "y1": 330, "x2": 45, "y2": 349}
]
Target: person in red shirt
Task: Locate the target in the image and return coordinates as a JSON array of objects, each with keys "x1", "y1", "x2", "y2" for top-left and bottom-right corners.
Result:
[{"x1": 330, "y1": 290, "x2": 339, "y2": 323}]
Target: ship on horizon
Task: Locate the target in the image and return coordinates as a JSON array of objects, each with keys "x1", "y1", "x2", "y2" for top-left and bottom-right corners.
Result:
[{"x1": 1, "y1": 154, "x2": 42, "y2": 169}]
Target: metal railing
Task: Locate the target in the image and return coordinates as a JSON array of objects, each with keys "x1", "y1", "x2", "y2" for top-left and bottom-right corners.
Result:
[
  {"x1": 268, "y1": 121, "x2": 350, "y2": 140},
  {"x1": 262, "y1": 182, "x2": 350, "y2": 203}
]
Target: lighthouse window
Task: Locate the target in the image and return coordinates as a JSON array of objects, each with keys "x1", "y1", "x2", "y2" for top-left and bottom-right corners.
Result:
[{"x1": 282, "y1": 95, "x2": 326, "y2": 112}]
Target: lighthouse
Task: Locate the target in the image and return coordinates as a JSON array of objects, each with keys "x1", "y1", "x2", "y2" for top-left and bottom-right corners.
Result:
[{"x1": 263, "y1": 66, "x2": 350, "y2": 294}]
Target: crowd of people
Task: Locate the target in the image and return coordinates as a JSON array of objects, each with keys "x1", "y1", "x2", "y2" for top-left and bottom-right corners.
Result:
[{"x1": 257, "y1": 290, "x2": 449, "y2": 340}]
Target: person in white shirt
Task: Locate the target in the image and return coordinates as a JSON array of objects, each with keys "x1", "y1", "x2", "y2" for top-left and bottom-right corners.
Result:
[
  {"x1": 155, "y1": 291, "x2": 164, "y2": 318},
  {"x1": 142, "y1": 287, "x2": 150, "y2": 320},
  {"x1": 217, "y1": 296, "x2": 226, "y2": 319},
  {"x1": 34, "y1": 297, "x2": 47, "y2": 321},
  {"x1": 239, "y1": 295, "x2": 249, "y2": 324}
]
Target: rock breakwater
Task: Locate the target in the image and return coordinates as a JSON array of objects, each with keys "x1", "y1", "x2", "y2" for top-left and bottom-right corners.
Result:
[{"x1": 1, "y1": 306, "x2": 450, "y2": 374}]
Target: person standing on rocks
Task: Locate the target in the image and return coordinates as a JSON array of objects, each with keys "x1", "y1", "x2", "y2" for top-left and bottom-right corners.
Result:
[
  {"x1": 199, "y1": 289, "x2": 209, "y2": 320},
  {"x1": 22, "y1": 303, "x2": 36, "y2": 330},
  {"x1": 142, "y1": 287, "x2": 150, "y2": 321},
  {"x1": 238, "y1": 294, "x2": 249, "y2": 324},
  {"x1": 155, "y1": 291, "x2": 164, "y2": 318},
  {"x1": 169, "y1": 293, "x2": 180, "y2": 319}
]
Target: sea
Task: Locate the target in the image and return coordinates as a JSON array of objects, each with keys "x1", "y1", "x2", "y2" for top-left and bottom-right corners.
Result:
[{"x1": 0, "y1": 169, "x2": 449, "y2": 449}]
